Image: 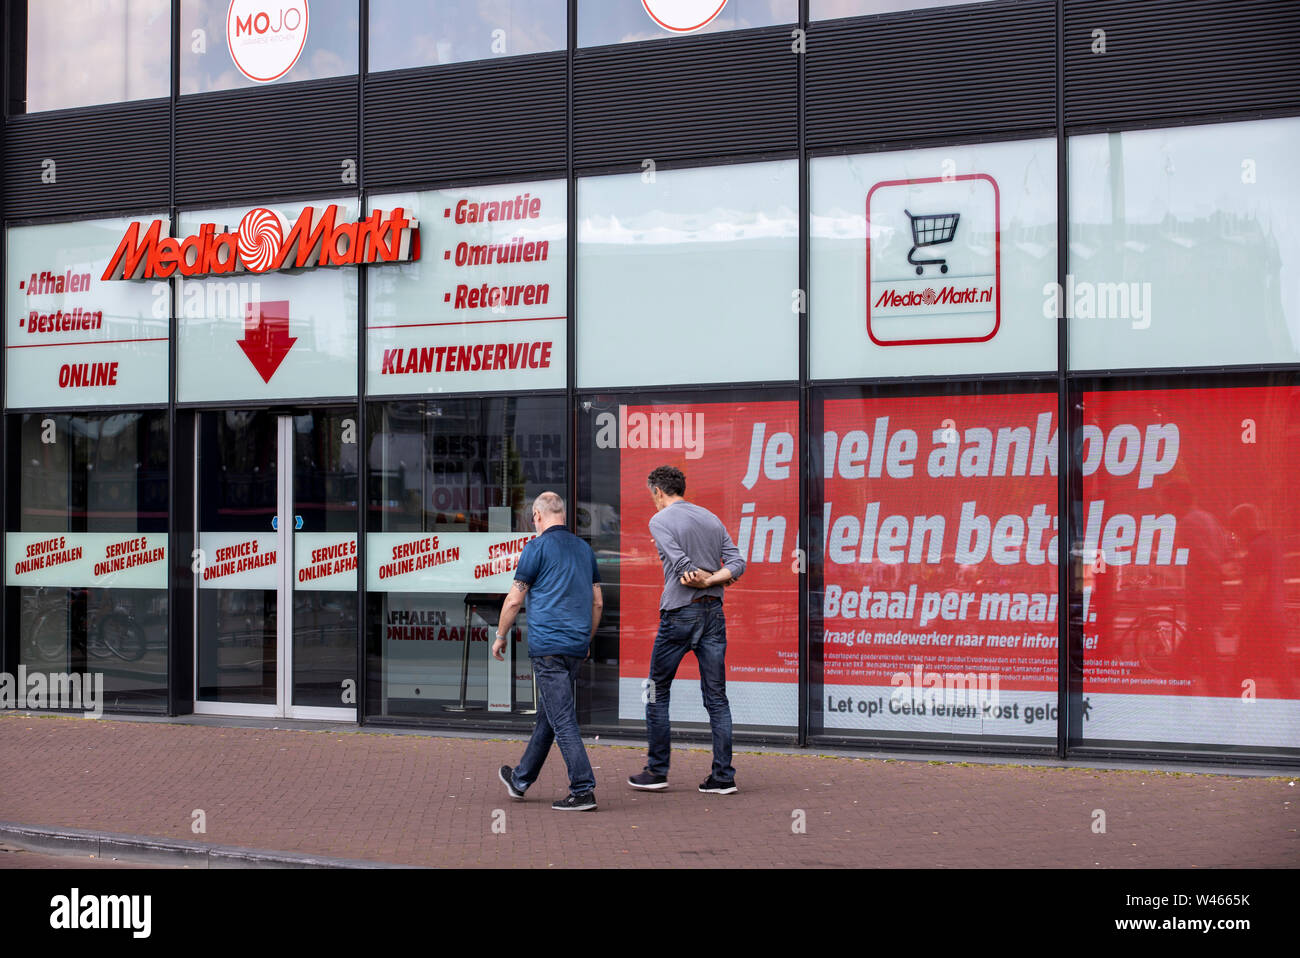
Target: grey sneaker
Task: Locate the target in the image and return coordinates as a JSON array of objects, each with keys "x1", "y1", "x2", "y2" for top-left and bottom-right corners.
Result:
[
  {"x1": 627, "y1": 770, "x2": 669, "y2": 790},
  {"x1": 499, "y1": 765, "x2": 525, "y2": 800},
  {"x1": 552, "y1": 791, "x2": 597, "y2": 811}
]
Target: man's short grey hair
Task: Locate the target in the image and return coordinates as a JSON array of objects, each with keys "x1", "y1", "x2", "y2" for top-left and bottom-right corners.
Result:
[{"x1": 532, "y1": 491, "x2": 565, "y2": 517}]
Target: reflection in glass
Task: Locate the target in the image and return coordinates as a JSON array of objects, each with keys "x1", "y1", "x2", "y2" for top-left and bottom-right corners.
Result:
[
  {"x1": 6, "y1": 412, "x2": 170, "y2": 709},
  {"x1": 196, "y1": 411, "x2": 278, "y2": 704},
  {"x1": 369, "y1": 0, "x2": 565, "y2": 71},
  {"x1": 24, "y1": 0, "x2": 170, "y2": 112},
  {"x1": 810, "y1": 0, "x2": 987, "y2": 20},
  {"x1": 365, "y1": 397, "x2": 566, "y2": 719},
  {"x1": 578, "y1": 0, "x2": 795, "y2": 47},
  {"x1": 1069, "y1": 118, "x2": 1300, "y2": 370},
  {"x1": 180, "y1": 0, "x2": 358, "y2": 94}
]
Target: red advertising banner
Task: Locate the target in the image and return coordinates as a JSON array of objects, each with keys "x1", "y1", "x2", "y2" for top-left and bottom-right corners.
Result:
[
  {"x1": 616, "y1": 401, "x2": 799, "y2": 727},
  {"x1": 1082, "y1": 385, "x2": 1300, "y2": 705},
  {"x1": 821, "y1": 393, "x2": 1059, "y2": 734}
]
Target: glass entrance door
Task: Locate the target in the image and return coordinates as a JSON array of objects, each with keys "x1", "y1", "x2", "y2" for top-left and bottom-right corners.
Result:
[{"x1": 194, "y1": 409, "x2": 357, "y2": 719}]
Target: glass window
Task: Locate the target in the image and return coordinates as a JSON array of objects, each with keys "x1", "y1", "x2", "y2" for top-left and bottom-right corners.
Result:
[
  {"x1": 5, "y1": 215, "x2": 171, "y2": 409},
  {"x1": 811, "y1": 384, "x2": 1060, "y2": 744},
  {"x1": 367, "y1": 180, "x2": 567, "y2": 396},
  {"x1": 811, "y1": 0, "x2": 990, "y2": 19},
  {"x1": 1069, "y1": 117, "x2": 1300, "y2": 371},
  {"x1": 811, "y1": 137, "x2": 1057, "y2": 380},
  {"x1": 369, "y1": 0, "x2": 565, "y2": 71},
  {"x1": 1076, "y1": 377, "x2": 1300, "y2": 757},
  {"x1": 180, "y1": 0, "x2": 357, "y2": 94},
  {"x1": 175, "y1": 197, "x2": 360, "y2": 403},
  {"x1": 5, "y1": 411, "x2": 170, "y2": 711},
  {"x1": 365, "y1": 396, "x2": 567, "y2": 721},
  {"x1": 577, "y1": 390, "x2": 799, "y2": 732},
  {"x1": 577, "y1": 160, "x2": 798, "y2": 389},
  {"x1": 21, "y1": 0, "x2": 170, "y2": 113},
  {"x1": 578, "y1": 0, "x2": 796, "y2": 47}
]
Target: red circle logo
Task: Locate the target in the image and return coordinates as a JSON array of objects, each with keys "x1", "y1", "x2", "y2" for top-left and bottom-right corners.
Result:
[
  {"x1": 238, "y1": 208, "x2": 284, "y2": 273},
  {"x1": 641, "y1": 1, "x2": 729, "y2": 34}
]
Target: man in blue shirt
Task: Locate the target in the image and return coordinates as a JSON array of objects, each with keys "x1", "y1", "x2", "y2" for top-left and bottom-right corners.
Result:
[{"x1": 494, "y1": 491, "x2": 603, "y2": 811}]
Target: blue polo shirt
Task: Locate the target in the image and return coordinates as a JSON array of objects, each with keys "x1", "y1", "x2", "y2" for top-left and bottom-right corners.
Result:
[{"x1": 514, "y1": 525, "x2": 601, "y2": 657}]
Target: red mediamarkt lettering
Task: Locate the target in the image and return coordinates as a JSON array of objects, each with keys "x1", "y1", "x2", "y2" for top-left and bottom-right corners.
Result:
[
  {"x1": 58, "y1": 362, "x2": 118, "y2": 388},
  {"x1": 453, "y1": 283, "x2": 549, "y2": 309},
  {"x1": 100, "y1": 206, "x2": 418, "y2": 281},
  {"x1": 452, "y1": 194, "x2": 541, "y2": 224},
  {"x1": 873, "y1": 286, "x2": 994, "y2": 308},
  {"x1": 26, "y1": 270, "x2": 92, "y2": 294},
  {"x1": 381, "y1": 342, "x2": 553, "y2": 375}
]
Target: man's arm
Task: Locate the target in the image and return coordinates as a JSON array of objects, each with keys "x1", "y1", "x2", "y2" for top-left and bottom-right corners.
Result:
[
  {"x1": 588, "y1": 584, "x2": 604, "y2": 657},
  {"x1": 492, "y1": 580, "x2": 528, "y2": 661},
  {"x1": 681, "y1": 523, "x2": 746, "y2": 589},
  {"x1": 649, "y1": 514, "x2": 694, "y2": 580}
]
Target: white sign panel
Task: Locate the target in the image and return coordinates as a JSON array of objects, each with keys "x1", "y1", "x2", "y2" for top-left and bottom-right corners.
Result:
[
  {"x1": 295, "y1": 532, "x2": 357, "y2": 591},
  {"x1": 198, "y1": 532, "x2": 279, "y2": 589},
  {"x1": 366, "y1": 532, "x2": 536, "y2": 592},
  {"x1": 227, "y1": 0, "x2": 310, "y2": 83},
  {"x1": 866, "y1": 174, "x2": 1000, "y2": 346},
  {"x1": 5, "y1": 217, "x2": 170, "y2": 408},
  {"x1": 811, "y1": 138, "x2": 1057, "y2": 379},
  {"x1": 176, "y1": 198, "x2": 360, "y2": 402},
  {"x1": 367, "y1": 179, "x2": 566, "y2": 395},
  {"x1": 6, "y1": 532, "x2": 168, "y2": 590}
]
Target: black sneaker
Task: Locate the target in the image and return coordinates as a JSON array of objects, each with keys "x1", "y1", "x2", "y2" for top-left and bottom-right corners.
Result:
[
  {"x1": 627, "y1": 770, "x2": 669, "y2": 790},
  {"x1": 698, "y1": 776, "x2": 738, "y2": 794},
  {"x1": 552, "y1": 791, "x2": 597, "y2": 811},
  {"x1": 498, "y1": 765, "x2": 525, "y2": 800}
]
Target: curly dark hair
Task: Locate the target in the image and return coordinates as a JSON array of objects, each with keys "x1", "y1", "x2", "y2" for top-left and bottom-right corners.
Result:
[{"x1": 646, "y1": 465, "x2": 686, "y2": 497}]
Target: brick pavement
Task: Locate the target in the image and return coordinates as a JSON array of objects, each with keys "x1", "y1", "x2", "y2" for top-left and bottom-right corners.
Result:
[{"x1": 0, "y1": 712, "x2": 1295, "y2": 868}]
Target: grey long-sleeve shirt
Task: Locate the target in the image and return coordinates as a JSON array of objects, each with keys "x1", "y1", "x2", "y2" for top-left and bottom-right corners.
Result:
[{"x1": 647, "y1": 500, "x2": 746, "y2": 611}]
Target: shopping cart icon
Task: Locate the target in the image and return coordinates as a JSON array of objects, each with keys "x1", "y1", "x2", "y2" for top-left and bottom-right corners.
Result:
[{"x1": 904, "y1": 209, "x2": 960, "y2": 275}]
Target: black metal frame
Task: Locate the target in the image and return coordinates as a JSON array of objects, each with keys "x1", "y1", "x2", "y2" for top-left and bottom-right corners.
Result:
[{"x1": 1, "y1": 0, "x2": 1297, "y2": 766}]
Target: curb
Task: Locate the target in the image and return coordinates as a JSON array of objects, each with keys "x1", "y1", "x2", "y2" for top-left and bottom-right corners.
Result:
[{"x1": 0, "y1": 821, "x2": 413, "y2": 869}]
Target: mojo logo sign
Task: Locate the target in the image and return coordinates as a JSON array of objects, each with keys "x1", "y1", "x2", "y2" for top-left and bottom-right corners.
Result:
[
  {"x1": 866, "y1": 174, "x2": 1000, "y2": 347},
  {"x1": 227, "y1": 0, "x2": 309, "y2": 83},
  {"x1": 100, "y1": 205, "x2": 419, "y2": 281},
  {"x1": 642, "y1": 0, "x2": 728, "y2": 33}
]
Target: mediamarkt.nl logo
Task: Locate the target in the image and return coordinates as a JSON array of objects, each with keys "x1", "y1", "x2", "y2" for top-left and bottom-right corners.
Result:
[{"x1": 100, "y1": 205, "x2": 419, "y2": 281}]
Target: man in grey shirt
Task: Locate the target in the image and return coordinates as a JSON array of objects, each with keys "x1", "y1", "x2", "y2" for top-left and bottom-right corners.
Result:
[{"x1": 627, "y1": 465, "x2": 746, "y2": 794}]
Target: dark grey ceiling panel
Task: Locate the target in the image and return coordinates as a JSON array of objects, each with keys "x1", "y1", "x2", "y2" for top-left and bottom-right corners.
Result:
[
  {"x1": 364, "y1": 53, "x2": 567, "y2": 188},
  {"x1": 807, "y1": 0, "x2": 1056, "y2": 151},
  {"x1": 176, "y1": 78, "x2": 359, "y2": 206},
  {"x1": 574, "y1": 27, "x2": 798, "y2": 169},
  {"x1": 1065, "y1": 0, "x2": 1300, "y2": 129},
  {"x1": 4, "y1": 99, "x2": 170, "y2": 218}
]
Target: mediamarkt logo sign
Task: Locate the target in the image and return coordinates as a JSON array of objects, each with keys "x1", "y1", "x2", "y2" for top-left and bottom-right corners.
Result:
[{"x1": 101, "y1": 205, "x2": 419, "y2": 281}]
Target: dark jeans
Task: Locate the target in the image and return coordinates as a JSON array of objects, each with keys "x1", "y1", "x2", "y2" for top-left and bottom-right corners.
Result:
[
  {"x1": 645, "y1": 599, "x2": 734, "y2": 783},
  {"x1": 509, "y1": 654, "x2": 596, "y2": 796}
]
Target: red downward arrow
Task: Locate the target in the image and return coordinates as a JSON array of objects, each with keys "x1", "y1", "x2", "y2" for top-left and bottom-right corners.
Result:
[{"x1": 238, "y1": 300, "x2": 297, "y2": 383}]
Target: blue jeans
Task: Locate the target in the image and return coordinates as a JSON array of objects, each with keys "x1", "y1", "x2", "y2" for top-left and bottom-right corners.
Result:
[
  {"x1": 510, "y1": 654, "x2": 596, "y2": 796},
  {"x1": 645, "y1": 599, "x2": 734, "y2": 783}
]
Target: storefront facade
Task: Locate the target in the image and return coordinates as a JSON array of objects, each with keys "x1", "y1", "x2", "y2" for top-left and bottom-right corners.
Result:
[{"x1": 2, "y1": 0, "x2": 1297, "y2": 765}]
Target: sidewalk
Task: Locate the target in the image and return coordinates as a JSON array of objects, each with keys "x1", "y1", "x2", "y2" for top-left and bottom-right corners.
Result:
[{"x1": 0, "y1": 711, "x2": 1295, "y2": 868}]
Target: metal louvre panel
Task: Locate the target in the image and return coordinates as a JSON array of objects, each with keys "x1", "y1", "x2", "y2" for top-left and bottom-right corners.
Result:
[
  {"x1": 806, "y1": 0, "x2": 1056, "y2": 151},
  {"x1": 3, "y1": 99, "x2": 170, "y2": 217},
  {"x1": 1065, "y1": 0, "x2": 1300, "y2": 128},
  {"x1": 176, "y1": 77, "x2": 359, "y2": 206},
  {"x1": 573, "y1": 27, "x2": 798, "y2": 168},
  {"x1": 363, "y1": 53, "x2": 567, "y2": 188}
]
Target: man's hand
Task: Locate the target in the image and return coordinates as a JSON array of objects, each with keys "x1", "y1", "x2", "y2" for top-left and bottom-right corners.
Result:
[
  {"x1": 492, "y1": 637, "x2": 507, "y2": 661},
  {"x1": 679, "y1": 568, "x2": 712, "y2": 588}
]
